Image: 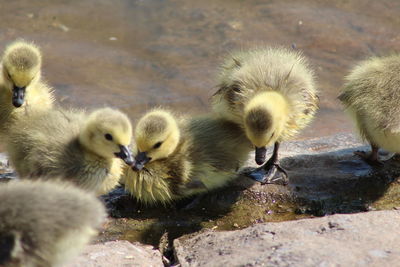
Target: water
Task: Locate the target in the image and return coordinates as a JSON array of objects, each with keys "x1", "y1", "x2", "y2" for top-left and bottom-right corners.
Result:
[{"x1": 2, "y1": 0, "x2": 400, "y2": 138}]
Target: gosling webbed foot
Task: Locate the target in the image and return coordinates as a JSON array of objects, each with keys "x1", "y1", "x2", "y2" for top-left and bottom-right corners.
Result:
[
  {"x1": 354, "y1": 150, "x2": 384, "y2": 167},
  {"x1": 246, "y1": 160, "x2": 288, "y2": 185}
]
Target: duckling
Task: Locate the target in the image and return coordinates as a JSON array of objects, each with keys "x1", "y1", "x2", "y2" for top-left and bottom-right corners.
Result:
[
  {"x1": 0, "y1": 180, "x2": 106, "y2": 267},
  {"x1": 211, "y1": 47, "x2": 318, "y2": 184},
  {"x1": 0, "y1": 40, "x2": 54, "y2": 137},
  {"x1": 339, "y1": 54, "x2": 400, "y2": 165},
  {"x1": 6, "y1": 107, "x2": 134, "y2": 195},
  {"x1": 123, "y1": 109, "x2": 253, "y2": 205}
]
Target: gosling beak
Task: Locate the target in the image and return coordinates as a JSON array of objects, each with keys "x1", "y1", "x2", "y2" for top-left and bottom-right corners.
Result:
[
  {"x1": 114, "y1": 145, "x2": 135, "y2": 166},
  {"x1": 255, "y1": 146, "x2": 267, "y2": 165},
  {"x1": 132, "y1": 152, "x2": 152, "y2": 171},
  {"x1": 12, "y1": 86, "x2": 26, "y2": 107}
]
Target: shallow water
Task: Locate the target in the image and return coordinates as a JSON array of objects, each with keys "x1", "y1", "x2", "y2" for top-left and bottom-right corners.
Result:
[{"x1": 1, "y1": 0, "x2": 400, "y2": 138}]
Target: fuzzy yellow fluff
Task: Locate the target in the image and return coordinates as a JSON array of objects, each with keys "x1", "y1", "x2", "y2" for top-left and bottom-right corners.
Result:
[
  {"x1": 0, "y1": 180, "x2": 106, "y2": 267},
  {"x1": 6, "y1": 107, "x2": 133, "y2": 195},
  {"x1": 339, "y1": 54, "x2": 400, "y2": 154},
  {"x1": 0, "y1": 40, "x2": 54, "y2": 138},
  {"x1": 123, "y1": 109, "x2": 253, "y2": 205},
  {"x1": 212, "y1": 46, "x2": 318, "y2": 149}
]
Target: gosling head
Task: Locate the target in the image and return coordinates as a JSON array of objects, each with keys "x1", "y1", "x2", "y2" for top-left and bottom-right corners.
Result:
[
  {"x1": 79, "y1": 108, "x2": 134, "y2": 166},
  {"x1": 133, "y1": 109, "x2": 180, "y2": 171},
  {"x1": 244, "y1": 92, "x2": 289, "y2": 165},
  {"x1": 2, "y1": 40, "x2": 42, "y2": 107}
]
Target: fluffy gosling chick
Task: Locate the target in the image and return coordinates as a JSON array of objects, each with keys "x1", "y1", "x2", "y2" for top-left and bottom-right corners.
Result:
[
  {"x1": 6, "y1": 107, "x2": 134, "y2": 195},
  {"x1": 123, "y1": 109, "x2": 253, "y2": 205},
  {"x1": 212, "y1": 47, "x2": 318, "y2": 184},
  {"x1": 0, "y1": 180, "x2": 106, "y2": 267},
  {"x1": 0, "y1": 40, "x2": 54, "y2": 137},
  {"x1": 339, "y1": 54, "x2": 400, "y2": 165}
]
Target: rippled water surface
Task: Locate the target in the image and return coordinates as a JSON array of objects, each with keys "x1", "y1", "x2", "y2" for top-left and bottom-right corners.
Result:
[{"x1": 1, "y1": 0, "x2": 400, "y2": 135}]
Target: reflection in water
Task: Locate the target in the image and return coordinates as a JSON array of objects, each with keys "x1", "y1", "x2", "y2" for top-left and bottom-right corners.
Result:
[{"x1": 1, "y1": 0, "x2": 400, "y2": 138}]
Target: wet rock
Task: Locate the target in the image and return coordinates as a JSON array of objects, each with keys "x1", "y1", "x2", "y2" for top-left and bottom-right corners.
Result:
[
  {"x1": 65, "y1": 240, "x2": 163, "y2": 267},
  {"x1": 174, "y1": 210, "x2": 400, "y2": 267}
]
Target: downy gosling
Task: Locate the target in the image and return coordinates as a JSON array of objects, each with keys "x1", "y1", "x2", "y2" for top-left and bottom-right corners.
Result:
[
  {"x1": 123, "y1": 109, "x2": 253, "y2": 205},
  {"x1": 0, "y1": 40, "x2": 54, "y2": 137},
  {"x1": 6, "y1": 107, "x2": 134, "y2": 195},
  {"x1": 212, "y1": 47, "x2": 318, "y2": 184},
  {"x1": 0, "y1": 180, "x2": 106, "y2": 267},
  {"x1": 339, "y1": 54, "x2": 400, "y2": 165}
]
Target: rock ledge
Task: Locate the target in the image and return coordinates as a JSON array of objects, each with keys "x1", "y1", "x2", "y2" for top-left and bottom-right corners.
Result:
[{"x1": 174, "y1": 210, "x2": 400, "y2": 267}]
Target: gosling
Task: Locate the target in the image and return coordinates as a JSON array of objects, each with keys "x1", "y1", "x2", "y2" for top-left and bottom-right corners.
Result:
[
  {"x1": 0, "y1": 180, "x2": 106, "y2": 267},
  {"x1": 339, "y1": 54, "x2": 400, "y2": 165},
  {"x1": 211, "y1": 47, "x2": 318, "y2": 184},
  {"x1": 0, "y1": 40, "x2": 54, "y2": 137},
  {"x1": 6, "y1": 107, "x2": 134, "y2": 195},
  {"x1": 123, "y1": 109, "x2": 253, "y2": 205}
]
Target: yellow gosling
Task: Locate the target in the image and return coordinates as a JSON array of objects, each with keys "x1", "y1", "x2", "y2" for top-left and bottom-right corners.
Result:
[
  {"x1": 123, "y1": 109, "x2": 253, "y2": 205},
  {"x1": 0, "y1": 40, "x2": 54, "y2": 137},
  {"x1": 339, "y1": 54, "x2": 400, "y2": 165},
  {"x1": 6, "y1": 107, "x2": 134, "y2": 195},
  {"x1": 0, "y1": 180, "x2": 106, "y2": 267},
  {"x1": 212, "y1": 46, "x2": 318, "y2": 184}
]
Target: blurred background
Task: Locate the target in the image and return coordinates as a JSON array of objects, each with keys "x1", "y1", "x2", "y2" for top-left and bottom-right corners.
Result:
[{"x1": 1, "y1": 0, "x2": 399, "y2": 139}]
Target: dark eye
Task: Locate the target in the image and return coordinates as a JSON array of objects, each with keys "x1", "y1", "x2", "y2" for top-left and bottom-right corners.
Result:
[
  {"x1": 153, "y1": 142, "x2": 162, "y2": 149},
  {"x1": 104, "y1": 133, "x2": 113, "y2": 141}
]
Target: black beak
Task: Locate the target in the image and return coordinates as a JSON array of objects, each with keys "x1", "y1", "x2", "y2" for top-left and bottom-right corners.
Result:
[
  {"x1": 114, "y1": 145, "x2": 135, "y2": 166},
  {"x1": 12, "y1": 86, "x2": 26, "y2": 107},
  {"x1": 132, "y1": 151, "x2": 152, "y2": 171},
  {"x1": 255, "y1": 146, "x2": 267, "y2": 165}
]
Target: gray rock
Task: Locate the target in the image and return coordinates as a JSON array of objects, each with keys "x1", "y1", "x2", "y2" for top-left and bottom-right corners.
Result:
[
  {"x1": 174, "y1": 210, "x2": 400, "y2": 267},
  {"x1": 65, "y1": 240, "x2": 163, "y2": 267}
]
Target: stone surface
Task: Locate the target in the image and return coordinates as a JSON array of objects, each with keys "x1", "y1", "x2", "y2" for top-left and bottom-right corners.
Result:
[
  {"x1": 65, "y1": 240, "x2": 163, "y2": 267},
  {"x1": 174, "y1": 210, "x2": 400, "y2": 267}
]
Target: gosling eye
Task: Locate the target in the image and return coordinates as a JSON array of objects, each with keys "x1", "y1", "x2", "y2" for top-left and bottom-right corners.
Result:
[
  {"x1": 153, "y1": 141, "x2": 162, "y2": 149},
  {"x1": 104, "y1": 133, "x2": 113, "y2": 141}
]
